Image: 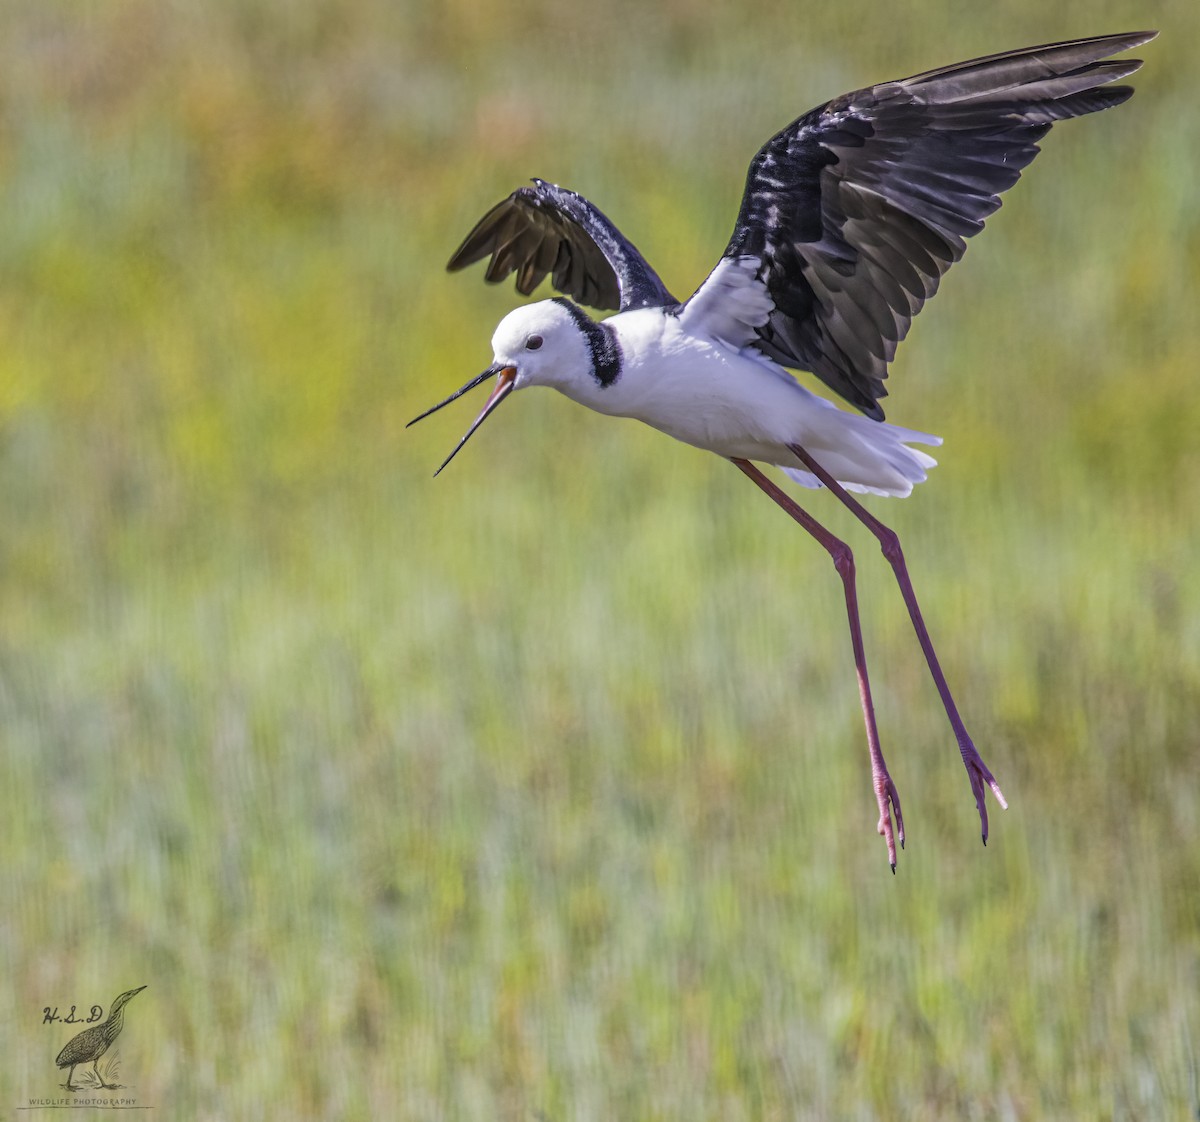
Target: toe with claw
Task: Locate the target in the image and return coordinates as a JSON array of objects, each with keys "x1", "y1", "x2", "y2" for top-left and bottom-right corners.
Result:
[
  {"x1": 960, "y1": 743, "x2": 1006, "y2": 844},
  {"x1": 874, "y1": 772, "x2": 905, "y2": 872}
]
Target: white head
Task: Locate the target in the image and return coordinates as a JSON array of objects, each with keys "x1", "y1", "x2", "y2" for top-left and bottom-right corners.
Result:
[
  {"x1": 409, "y1": 298, "x2": 606, "y2": 474},
  {"x1": 490, "y1": 300, "x2": 595, "y2": 392}
]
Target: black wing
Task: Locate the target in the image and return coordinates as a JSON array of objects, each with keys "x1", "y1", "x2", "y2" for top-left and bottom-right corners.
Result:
[
  {"x1": 447, "y1": 178, "x2": 677, "y2": 312},
  {"x1": 723, "y1": 31, "x2": 1156, "y2": 419}
]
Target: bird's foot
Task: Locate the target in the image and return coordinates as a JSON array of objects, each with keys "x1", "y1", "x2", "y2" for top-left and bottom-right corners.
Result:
[
  {"x1": 874, "y1": 770, "x2": 905, "y2": 872},
  {"x1": 961, "y1": 741, "x2": 1007, "y2": 844},
  {"x1": 63, "y1": 1083, "x2": 78, "y2": 1094}
]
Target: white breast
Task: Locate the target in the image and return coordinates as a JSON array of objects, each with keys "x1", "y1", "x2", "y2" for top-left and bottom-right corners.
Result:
[{"x1": 555, "y1": 307, "x2": 941, "y2": 498}]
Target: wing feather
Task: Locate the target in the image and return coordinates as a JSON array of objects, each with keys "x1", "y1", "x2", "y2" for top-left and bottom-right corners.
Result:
[
  {"x1": 712, "y1": 30, "x2": 1155, "y2": 418},
  {"x1": 447, "y1": 178, "x2": 676, "y2": 312}
]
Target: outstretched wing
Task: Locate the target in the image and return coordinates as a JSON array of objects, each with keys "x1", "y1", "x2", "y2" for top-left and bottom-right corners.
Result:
[
  {"x1": 447, "y1": 178, "x2": 677, "y2": 312},
  {"x1": 709, "y1": 31, "x2": 1155, "y2": 420}
]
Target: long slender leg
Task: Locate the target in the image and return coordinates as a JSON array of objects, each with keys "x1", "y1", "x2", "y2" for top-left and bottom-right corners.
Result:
[
  {"x1": 733, "y1": 458, "x2": 904, "y2": 870},
  {"x1": 786, "y1": 442, "x2": 1007, "y2": 842}
]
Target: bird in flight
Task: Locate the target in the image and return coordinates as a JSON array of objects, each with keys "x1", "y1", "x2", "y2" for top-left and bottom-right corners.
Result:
[{"x1": 411, "y1": 32, "x2": 1155, "y2": 868}]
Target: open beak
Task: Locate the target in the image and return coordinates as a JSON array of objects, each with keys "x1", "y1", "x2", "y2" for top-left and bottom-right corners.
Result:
[{"x1": 407, "y1": 364, "x2": 517, "y2": 476}]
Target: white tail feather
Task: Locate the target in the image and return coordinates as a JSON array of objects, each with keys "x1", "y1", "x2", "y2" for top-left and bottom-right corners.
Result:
[{"x1": 782, "y1": 414, "x2": 942, "y2": 498}]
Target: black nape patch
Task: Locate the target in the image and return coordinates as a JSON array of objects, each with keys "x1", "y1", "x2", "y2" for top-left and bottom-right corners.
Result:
[{"x1": 552, "y1": 297, "x2": 622, "y2": 387}]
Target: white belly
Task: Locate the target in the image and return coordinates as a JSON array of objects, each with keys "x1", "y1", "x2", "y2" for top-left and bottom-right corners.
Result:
[{"x1": 562, "y1": 312, "x2": 942, "y2": 497}]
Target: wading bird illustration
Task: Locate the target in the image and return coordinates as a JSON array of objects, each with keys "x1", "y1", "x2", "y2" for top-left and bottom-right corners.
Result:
[
  {"x1": 55, "y1": 986, "x2": 146, "y2": 1092},
  {"x1": 411, "y1": 33, "x2": 1155, "y2": 868}
]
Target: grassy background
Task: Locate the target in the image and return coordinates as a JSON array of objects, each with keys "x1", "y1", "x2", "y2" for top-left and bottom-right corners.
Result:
[{"x1": 1, "y1": 1, "x2": 1198, "y2": 1118}]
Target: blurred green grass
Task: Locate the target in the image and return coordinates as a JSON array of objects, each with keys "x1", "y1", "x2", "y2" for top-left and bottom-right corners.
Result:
[{"x1": 1, "y1": 1, "x2": 1198, "y2": 1118}]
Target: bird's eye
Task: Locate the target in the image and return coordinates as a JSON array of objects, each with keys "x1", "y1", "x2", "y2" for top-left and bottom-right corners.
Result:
[{"x1": 525, "y1": 334, "x2": 543, "y2": 351}]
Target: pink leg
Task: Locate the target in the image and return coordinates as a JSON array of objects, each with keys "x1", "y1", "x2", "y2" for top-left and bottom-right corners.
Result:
[
  {"x1": 786, "y1": 442, "x2": 1007, "y2": 843},
  {"x1": 734, "y1": 458, "x2": 904, "y2": 870}
]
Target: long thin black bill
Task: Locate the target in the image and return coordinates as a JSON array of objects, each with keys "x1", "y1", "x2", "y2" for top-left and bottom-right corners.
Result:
[
  {"x1": 430, "y1": 366, "x2": 516, "y2": 477},
  {"x1": 407, "y1": 364, "x2": 505, "y2": 428}
]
